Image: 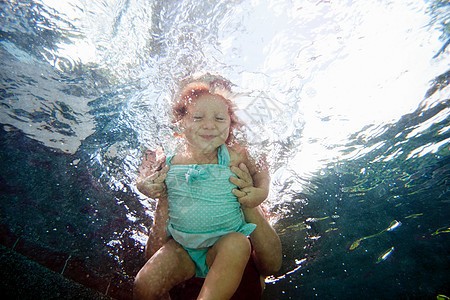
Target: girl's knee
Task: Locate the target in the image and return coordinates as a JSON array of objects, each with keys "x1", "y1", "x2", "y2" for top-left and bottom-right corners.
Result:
[
  {"x1": 222, "y1": 232, "x2": 251, "y2": 257},
  {"x1": 207, "y1": 233, "x2": 251, "y2": 271}
]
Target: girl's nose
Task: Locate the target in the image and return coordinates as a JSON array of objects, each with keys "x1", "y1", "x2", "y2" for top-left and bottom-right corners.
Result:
[{"x1": 202, "y1": 118, "x2": 215, "y2": 129}]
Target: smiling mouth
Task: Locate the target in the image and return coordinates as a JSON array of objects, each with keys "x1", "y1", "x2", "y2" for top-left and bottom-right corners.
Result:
[{"x1": 200, "y1": 135, "x2": 216, "y2": 140}]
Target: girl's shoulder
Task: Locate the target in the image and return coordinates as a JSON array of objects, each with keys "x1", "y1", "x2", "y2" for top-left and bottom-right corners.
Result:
[
  {"x1": 227, "y1": 143, "x2": 250, "y2": 166},
  {"x1": 227, "y1": 143, "x2": 268, "y2": 176},
  {"x1": 166, "y1": 146, "x2": 186, "y2": 165},
  {"x1": 168, "y1": 152, "x2": 188, "y2": 165}
]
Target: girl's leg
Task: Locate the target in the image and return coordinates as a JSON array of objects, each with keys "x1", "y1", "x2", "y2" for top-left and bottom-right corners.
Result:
[
  {"x1": 198, "y1": 232, "x2": 251, "y2": 300},
  {"x1": 242, "y1": 206, "x2": 282, "y2": 275},
  {"x1": 134, "y1": 239, "x2": 196, "y2": 300}
]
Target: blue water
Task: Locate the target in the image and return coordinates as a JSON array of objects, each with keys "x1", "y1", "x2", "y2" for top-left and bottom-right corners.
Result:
[{"x1": 1, "y1": 0, "x2": 449, "y2": 299}]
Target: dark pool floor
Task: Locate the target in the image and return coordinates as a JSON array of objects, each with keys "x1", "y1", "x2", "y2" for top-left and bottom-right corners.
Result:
[
  {"x1": 0, "y1": 223, "x2": 134, "y2": 299},
  {"x1": 0, "y1": 245, "x2": 113, "y2": 299}
]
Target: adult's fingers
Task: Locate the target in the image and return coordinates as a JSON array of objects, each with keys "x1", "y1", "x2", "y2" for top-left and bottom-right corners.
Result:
[
  {"x1": 151, "y1": 184, "x2": 165, "y2": 194},
  {"x1": 154, "y1": 149, "x2": 166, "y2": 170},
  {"x1": 232, "y1": 188, "x2": 247, "y2": 198},
  {"x1": 150, "y1": 164, "x2": 169, "y2": 184},
  {"x1": 231, "y1": 163, "x2": 251, "y2": 180},
  {"x1": 230, "y1": 176, "x2": 251, "y2": 189},
  {"x1": 230, "y1": 164, "x2": 253, "y2": 189},
  {"x1": 143, "y1": 183, "x2": 166, "y2": 198}
]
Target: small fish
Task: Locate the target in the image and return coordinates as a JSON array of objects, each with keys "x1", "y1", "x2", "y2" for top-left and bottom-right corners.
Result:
[
  {"x1": 279, "y1": 222, "x2": 309, "y2": 235},
  {"x1": 286, "y1": 222, "x2": 308, "y2": 230},
  {"x1": 404, "y1": 213, "x2": 423, "y2": 219},
  {"x1": 376, "y1": 247, "x2": 394, "y2": 263},
  {"x1": 306, "y1": 216, "x2": 330, "y2": 222},
  {"x1": 348, "y1": 221, "x2": 401, "y2": 253},
  {"x1": 437, "y1": 295, "x2": 450, "y2": 300},
  {"x1": 325, "y1": 227, "x2": 338, "y2": 233},
  {"x1": 348, "y1": 238, "x2": 363, "y2": 251},
  {"x1": 431, "y1": 226, "x2": 450, "y2": 236},
  {"x1": 387, "y1": 220, "x2": 401, "y2": 231}
]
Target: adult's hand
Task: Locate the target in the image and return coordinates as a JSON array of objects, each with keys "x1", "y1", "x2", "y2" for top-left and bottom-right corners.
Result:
[
  {"x1": 137, "y1": 164, "x2": 169, "y2": 198},
  {"x1": 230, "y1": 163, "x2": 265, "y2": 208}
]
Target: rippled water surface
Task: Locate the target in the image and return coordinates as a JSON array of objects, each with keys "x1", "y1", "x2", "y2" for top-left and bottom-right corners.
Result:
[{"x1": 1, "y1": 0, "x2": 449, "y2": 299}]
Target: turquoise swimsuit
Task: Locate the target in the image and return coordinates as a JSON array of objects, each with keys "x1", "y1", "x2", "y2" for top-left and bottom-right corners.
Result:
[{"x1": 165, "y1": 144, "x2": 256, "y2": 277}]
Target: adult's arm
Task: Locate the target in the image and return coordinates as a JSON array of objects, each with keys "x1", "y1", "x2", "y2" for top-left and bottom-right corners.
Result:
[{"x1": 145, "y1": 195, "x2": 170, "y2": 260}]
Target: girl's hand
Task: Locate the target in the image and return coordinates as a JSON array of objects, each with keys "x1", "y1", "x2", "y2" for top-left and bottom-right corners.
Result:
[
  {"x1": 137, "y1": 164, "x2": 169, "y2": 198},
  {"x1": 230, "y1": 163, "x2": 265, "y2": 208}
]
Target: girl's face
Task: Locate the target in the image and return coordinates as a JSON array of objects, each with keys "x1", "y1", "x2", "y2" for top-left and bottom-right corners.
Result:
[{"x1": 182, "y1": 94, "x2": 231, "y2": 154}]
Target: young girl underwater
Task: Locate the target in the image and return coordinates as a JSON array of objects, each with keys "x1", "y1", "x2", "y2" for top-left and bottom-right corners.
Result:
[{"x1": 134, "y1": 74, "x2": 282, "y2": 300}]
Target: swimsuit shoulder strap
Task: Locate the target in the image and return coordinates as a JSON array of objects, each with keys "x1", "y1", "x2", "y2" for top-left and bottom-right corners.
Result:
[
  {"x1": 165, "y1": 154, "x2": 174, "y2": 166},
  {"x1": 217, "y1": 144, "x2": 230, "y2": 166}
]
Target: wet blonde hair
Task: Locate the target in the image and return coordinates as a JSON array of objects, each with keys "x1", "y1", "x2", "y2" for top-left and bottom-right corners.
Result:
[{"x1": 171, "y1": 73, "x2": 242, "y2": 145}]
